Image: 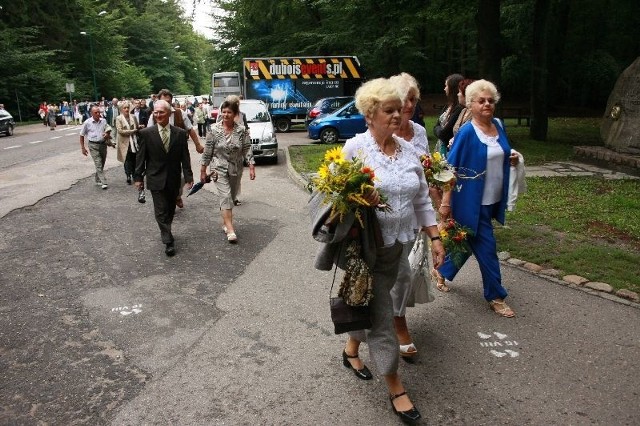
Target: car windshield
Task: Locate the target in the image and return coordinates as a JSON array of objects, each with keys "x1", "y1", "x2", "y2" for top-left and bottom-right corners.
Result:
[{"x1": 241, "y1": 103, "x2": 271, "y2": 123}]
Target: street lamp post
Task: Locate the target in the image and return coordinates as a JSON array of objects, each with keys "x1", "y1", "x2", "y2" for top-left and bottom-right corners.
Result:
[
  {"x1": 80, "y1": 11, "x2": 106, "y2": 102},
  {"x1": 80, "y1": 31, "x2": 98, "y2": 102}
]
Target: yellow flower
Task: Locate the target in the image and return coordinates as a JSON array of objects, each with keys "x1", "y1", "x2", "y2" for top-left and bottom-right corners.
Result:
[
  {"x1": 433, "y1": 152, "x2": 442, "y2": 162},
  {"x1": 324, "y1": 146, "x2": 345, "y2": 164},
  {"x1": 317, "y1": 164, "x2": 330, "y2": 179}
]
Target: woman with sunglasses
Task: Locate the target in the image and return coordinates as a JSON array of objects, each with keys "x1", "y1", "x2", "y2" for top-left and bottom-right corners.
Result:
[{"x1": 433, "y1": 79, "x2": 520, "y2": 318}]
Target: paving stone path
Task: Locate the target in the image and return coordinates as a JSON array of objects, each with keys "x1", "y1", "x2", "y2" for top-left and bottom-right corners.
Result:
[{"x1": 526, "y1": 161, "x2": 639, "y2": 179}]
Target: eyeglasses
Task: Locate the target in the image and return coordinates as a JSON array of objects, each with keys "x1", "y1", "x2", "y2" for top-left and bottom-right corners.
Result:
[{"x1": 474, "y1": 98, "x2": 496, "y2": 105}]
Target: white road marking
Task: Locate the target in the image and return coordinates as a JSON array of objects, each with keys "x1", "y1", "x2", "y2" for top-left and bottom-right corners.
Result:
[
  {"x1": 50, "y1": 136, "x2": 62, "y2": 140},
  {"x1": 29, "y1": 140, "x2": 44, "y2": 144},
  {"x1": 479, "y1": 331, "x2": 521, "y2": 358},
  {"x1": 111, "y1": 304, "x2": 143, "y2": 316},
  {"x1": 3, "y1": 145, "x2": 21, "y2": 150}
]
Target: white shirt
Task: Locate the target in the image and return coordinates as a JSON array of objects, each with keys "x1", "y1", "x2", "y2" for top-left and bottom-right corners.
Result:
[
  {"x1": 343, "y1": 131, "x2": 437, "y2": 247},
  {"x1": 80, "y1": 117, "x2": 111, "y2": 141}
]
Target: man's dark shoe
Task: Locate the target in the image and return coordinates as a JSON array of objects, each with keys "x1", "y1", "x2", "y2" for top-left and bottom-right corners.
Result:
[
  {"x1": 126, "y1": 175, "x2": 132, "y2": 185},
  {"x1": 138, "y1": 189, "x2": 146, "y2": 203},
  {"x1": 165, "y1": 242, "x2": 175, "y2": 257}
]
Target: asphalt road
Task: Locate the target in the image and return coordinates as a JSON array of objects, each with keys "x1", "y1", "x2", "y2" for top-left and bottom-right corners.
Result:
[{"x1": 0, "y1": 126, "x2": 638, "y2": 425}]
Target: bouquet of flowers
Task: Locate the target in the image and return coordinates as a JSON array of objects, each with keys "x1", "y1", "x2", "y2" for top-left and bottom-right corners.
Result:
[
  {"x1": 419, "y1": 152, "x2": 457, "y2": 191},
  {"x1": 438, "y1": 218, "x2": 474, "y2": 268},
  {"x1": 311, "y1": 147, "x2": 390, "y2": 226}
]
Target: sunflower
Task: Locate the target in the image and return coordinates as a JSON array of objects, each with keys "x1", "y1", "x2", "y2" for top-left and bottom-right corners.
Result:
[{"x1": 324, "y1": 146, "x2": 345, "y2": 164}]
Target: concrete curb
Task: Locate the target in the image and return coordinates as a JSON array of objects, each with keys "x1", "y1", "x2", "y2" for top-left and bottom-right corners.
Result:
[
  {"x1": 285, "y1": 146, "x2": 639, "y2": 308},
  {"x1": 499, "y1": 252, "x2": 639, "y2": 309}
]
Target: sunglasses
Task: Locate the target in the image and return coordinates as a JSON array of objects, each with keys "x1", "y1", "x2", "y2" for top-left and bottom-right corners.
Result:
[{"x1": 474, "y1": 98, "x2": 496, "y2": 105}]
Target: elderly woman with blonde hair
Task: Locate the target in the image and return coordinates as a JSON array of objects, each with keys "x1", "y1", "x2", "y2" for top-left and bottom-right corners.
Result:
[
  {"x1": 327, "y1": 77, "x2": 445, "y2": 423},
  {"x1": 115, "y1": 100, "x2": 141, "y2": 185},
  {"x1": 434, "y1": 79, "x2": 520, "y2": 318},
  {"x1": 387, "y1": 72, "x2": 437, "y2": 358}
]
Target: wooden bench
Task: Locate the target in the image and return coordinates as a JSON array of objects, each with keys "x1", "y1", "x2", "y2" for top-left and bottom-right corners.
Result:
[{"x1": 498, "y1": 106, "x2": 530, "y2": 127}]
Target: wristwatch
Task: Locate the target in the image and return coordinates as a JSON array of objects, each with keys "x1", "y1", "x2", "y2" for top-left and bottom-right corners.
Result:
[{"x1": 430, "y1": 236, "x2": 442, "y2": 242}]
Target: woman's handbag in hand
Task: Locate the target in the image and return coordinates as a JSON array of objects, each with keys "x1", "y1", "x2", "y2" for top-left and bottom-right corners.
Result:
[
  {"x1": 407, "y1": 232, "x2": 435, "y2": 304},
  {"x1": 329, "y1": 297, "x2": 372, "y2": 335},
  {"x1": 329, "y1": 233, "x2": 373, "y2": 334}
]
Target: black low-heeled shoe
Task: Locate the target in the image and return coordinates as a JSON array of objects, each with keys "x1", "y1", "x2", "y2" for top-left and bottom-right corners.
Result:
[
  {"x1": 342, "y1": 350, "x2": 373, "y2": 380},
  {"x1": 390, "y1": 392, "x2": 421, "y2": 424}
]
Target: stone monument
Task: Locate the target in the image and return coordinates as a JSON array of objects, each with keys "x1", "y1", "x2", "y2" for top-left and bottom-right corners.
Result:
[{"x1": 601, "y1": 57, "x2": 640, "y2": 154}]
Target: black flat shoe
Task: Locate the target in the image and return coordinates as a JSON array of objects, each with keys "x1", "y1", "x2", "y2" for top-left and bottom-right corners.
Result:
[
  {"x1": 390, "y1": 392, "x2": 421, "y2": 424},
  {"x1": 342, "y1": 350, "x2": 372, "y2": 380},
  {"x1": 165, "y1": 242, "x2": 175, "y2": 257}
]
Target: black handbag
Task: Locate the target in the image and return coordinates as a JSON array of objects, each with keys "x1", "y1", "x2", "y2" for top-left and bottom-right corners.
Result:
[
  {"x1": 328, "y1": 233, "x2": 372, "y2": 335},
  {"x1": 329, "y1": 297, "x2": 371, "y2": 335}
]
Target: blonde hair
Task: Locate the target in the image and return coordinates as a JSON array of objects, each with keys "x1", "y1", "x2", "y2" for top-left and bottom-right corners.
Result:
[
  {"x1": 465, "y1": 79, "x2": 501, "y2": 108},
  {"x1": 119, "y1": 100, "x2": 131, "y2": 110},
  {"x1": 389, "y1": 72, "x2": 420, "y2": 103},
  {"x1": 226, "y1": 95, "x2": 241, "y2": 106},
  {"x1": 355, "y1": 78, "x2": 402, "y2": 117}
]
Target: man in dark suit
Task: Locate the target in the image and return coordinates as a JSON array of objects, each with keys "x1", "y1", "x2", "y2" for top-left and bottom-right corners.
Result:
[
  {"x1": 134, "y1": 100, "x2": 194, "y2": 256},
  {"x1": 105, "y1": 98, "x2": 119, "y2": 140}
]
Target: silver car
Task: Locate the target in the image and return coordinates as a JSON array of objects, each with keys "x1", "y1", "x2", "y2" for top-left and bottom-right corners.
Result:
[{"x1": 240, "y1": 100, "x2": 278, "y2": 164}]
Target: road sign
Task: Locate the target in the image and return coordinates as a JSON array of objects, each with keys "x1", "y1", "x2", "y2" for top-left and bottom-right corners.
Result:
[{"x1": 65, "y1": 83, "x2": 75, "y2": 93}]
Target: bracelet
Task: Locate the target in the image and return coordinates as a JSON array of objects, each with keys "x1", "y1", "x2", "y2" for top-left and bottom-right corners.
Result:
[
  {"x1": 440, "y1": 204, "x2": 450, "y2": 208},
  {"x1": 430, "y1": 236, "x2": 442, "y2": 242}
]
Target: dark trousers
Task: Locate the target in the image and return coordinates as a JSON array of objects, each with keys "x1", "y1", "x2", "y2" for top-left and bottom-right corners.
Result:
[
  {"x1": 197, "y1": 123, "x2": 207, "y2": 137},
  {"x1": 124, "y1": 146, "x2": 136, "y2": 177},
  {"x1": 151, "y1": 186, "x2": 179, "y2": 244}
]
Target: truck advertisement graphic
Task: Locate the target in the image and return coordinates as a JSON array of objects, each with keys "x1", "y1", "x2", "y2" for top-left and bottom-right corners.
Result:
[{"x1": 243, "y1": 56, "x2": 362, "y2": 132}]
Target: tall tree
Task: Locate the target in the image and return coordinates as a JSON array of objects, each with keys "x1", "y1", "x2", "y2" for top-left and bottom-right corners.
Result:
[
  {"x1": 530, "y1": 0, "x2": 551, "y2": 140},
  {"x1": 476, "y1": 0, "x2": 502, "y2": 85}
]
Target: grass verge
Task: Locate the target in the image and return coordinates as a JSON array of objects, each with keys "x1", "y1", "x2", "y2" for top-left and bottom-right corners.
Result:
[{"x1": 288, "y1": 117, "x2": 639, "y2": 294}]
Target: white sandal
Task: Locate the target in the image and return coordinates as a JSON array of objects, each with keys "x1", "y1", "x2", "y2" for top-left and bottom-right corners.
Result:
[
  {"x1": 399, "y1": 343, "x2": 418, "y2": 357},
  {"x1": 227, "y1": 232, "x2": 237, "y2": 243}
]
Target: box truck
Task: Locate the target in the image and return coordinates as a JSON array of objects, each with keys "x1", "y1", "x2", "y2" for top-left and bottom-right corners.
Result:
[{"x1": 242, "y1": 56, "x2": 363, "y2": 132}]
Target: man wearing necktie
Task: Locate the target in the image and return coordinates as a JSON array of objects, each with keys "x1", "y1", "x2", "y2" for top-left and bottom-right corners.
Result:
[{"x1": 134, "y1": 100, "x2": 194, "y2": 256}]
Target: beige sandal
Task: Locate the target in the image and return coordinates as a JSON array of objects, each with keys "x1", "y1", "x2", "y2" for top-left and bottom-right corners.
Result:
[
  {"x1": 431, "y1": 268, "x2": 450, "y2": 292},
  {"x1": 489, "y1": 300, "x2": 515, "y2": 318}
]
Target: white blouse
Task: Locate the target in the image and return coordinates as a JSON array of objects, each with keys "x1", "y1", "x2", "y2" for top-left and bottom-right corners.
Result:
[
  {"x1": 393, "y1": 120, "x2": 429, "y2": 159},
  {"x1": 472, "y1": 122, "x2": 504, "y2": 205},
  {"x1": 343, "y1": 131, "x2": 437, "y2": 247}
]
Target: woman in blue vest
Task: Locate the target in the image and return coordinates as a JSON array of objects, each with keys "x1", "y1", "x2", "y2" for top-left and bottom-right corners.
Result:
[{"x1": 433, "y1": 79, "x2": 520, "y2": 318}]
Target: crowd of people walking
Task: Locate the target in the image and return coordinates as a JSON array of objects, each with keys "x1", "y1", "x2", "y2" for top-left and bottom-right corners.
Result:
[
  {"x1": 311, "y1": 72, "x2": 522, "y2": 424},
  {"x1": 75, "y1": 90, "x2": 253, "y2": 257},
  {"x1": 65, "y1": 75, "x2": 522, "y2": 424}
]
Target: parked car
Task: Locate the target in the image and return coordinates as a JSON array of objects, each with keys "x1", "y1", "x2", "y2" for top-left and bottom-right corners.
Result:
[
  {"x1": 305, "y1": 96, "x2": 354, "y2": 127},
  {"x1": 55, "y1": 111, "x2": 66, "y2": 125},
  {"x1": 0, "y1": 110, "x2": 16, "y2": 136},
  {"x1": 307, "y1": 100, "x2": 367, "y2": 144},
  {"x1": 240, "y1": 99, "x2": 278, "y2": 164}
]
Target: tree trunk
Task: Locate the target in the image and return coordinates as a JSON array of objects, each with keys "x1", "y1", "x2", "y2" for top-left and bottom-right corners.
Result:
[
  {"x1": 530, "y1": 0, "x2": 551, "y2": 141},
  {"x1": 476, "y1": 0, "x2": 501, "y2": 86}
]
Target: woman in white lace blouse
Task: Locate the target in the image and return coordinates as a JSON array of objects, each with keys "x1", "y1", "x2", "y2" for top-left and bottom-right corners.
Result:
[
  {"x1": 387, "y1": 72, "x2": 435, "y2": 359},
  {"x1": 340, "y1": 78, "x2": 444, "y2": 424}
]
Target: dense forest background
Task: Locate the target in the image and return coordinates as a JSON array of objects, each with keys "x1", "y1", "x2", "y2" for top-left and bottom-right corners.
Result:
[{"x1": 1, "y1": 0, "x2": 638, "y2": 137}]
